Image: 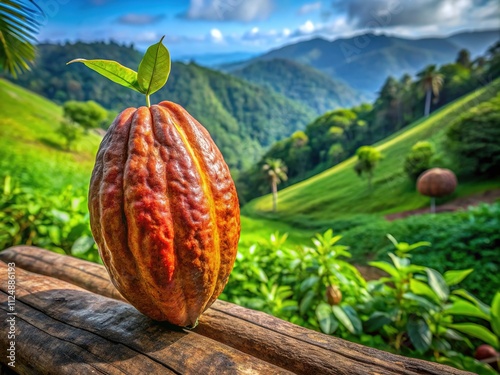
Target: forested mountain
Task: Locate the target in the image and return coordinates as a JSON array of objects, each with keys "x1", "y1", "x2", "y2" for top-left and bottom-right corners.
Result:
[
  {"x1": 232, "y1": 58, "x2": 362, "y2": 115},
  {"x1": 226, "y1": 29, "x2": 500, "y2": 95},
  {"x1": 8, "y1": 42, "x2": 316, "y2": 171}
]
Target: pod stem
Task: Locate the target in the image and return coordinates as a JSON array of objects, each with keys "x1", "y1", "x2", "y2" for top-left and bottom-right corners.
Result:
[{"x1": 146, "y1": 95, "x2": 151, "y2": 108}]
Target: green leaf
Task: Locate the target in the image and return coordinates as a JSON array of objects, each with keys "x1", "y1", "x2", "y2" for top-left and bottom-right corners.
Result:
[
  {"x1": 137, "y1": 36, "x2": 170, "y2": 96},
  {"x1": 407, "y1": 316, "x2": 432, "y2": 353},
  {"x1": 443, "y1": 269, "x2": 474, "y2": 286},
  {"x1": 71, "y1": 236, "x2": 95, "y2": 256},
  {"x1": 444, "y1": 300, "x2": 490, "y2": 321},
  {"x1": 332, "y1": 305, "x2": 361, "y2": 335},
  {"x1": 67, "y1": 59, "x2": 142, "y2": 93},
  {"x1": 452, "y1": 289, "x2": 491, "y2": 316},
  {"x1": 300, "y1": 276, "x2": 320, "y2": 293},
  {"x1": 426, "y1": 268, "x2": 449, "y2": 301},
  {"x1": 449, "y1": 323, "x2": 499, "y2": 348},
  {"x1": 364, "y1": 312, "x2": 393, "y2": 333},
  {"x1": 388, "y1": 252, "x2": 410, "y2": 269},
  {"x1": 316, "y1": 302, "x2": 338, "y2": 334},
  {"x1": 403, "y1": 292, "x2": 438, "y2": 311},
  {"x1": 491, "y1": 292, "x2": 500, "y2": 337},
  {"x1": 299, "y1": 290, "x2": 315, "y2": 315},
  {"x1": 368, "y1": 261, "x2": 399, "y2": 279},
  {"x1": 410, "y1": 279, "x2": 440, "y2": 304},
  {"x1": 342, "y1": 305, "x2": 363, "y2": 335}
]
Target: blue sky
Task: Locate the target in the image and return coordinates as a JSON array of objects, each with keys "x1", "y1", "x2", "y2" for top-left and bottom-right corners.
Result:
[{"x1": 37, "y1": 0, "x2": 500, "y2": 57}]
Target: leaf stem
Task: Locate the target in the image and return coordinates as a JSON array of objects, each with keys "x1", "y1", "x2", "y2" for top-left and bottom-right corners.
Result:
[{"x1": 146, "y1": 95, "x2": 151, "y2": 107}]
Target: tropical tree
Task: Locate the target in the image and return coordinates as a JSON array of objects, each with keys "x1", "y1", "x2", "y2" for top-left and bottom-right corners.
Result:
[
  {"x1": 0, "y1": 1, "x2": 43, "y2": 77},
  {"x1": 354, "y1": 146, "x2": 382, "y2": 189},
  {"x1": 57, "y1": 119, "x2": 82, "y2": 151},
  {"x1": 262, "y1": 158, "x2": 288, "y2": 212},
  {"x1": 63, "y1": 100, "x2": 108, "y2": 133},
  {"x1": 417, "y1": 65, "x2": 444, "y2": 117}
]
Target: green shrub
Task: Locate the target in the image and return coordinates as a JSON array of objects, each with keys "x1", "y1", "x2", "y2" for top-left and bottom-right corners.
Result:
[
  {"x1": 0, "y1": 176, "x2": 99, "y2": 262},
  {"x1": 340, "y1": 203, "x2": 500, "y2": 304},
  {"x1": 446, "y1": 93, "x2": 500, "y2": 177},
  {"x1": 404, "y1": 141, "x2": 435, "y2": 180}
]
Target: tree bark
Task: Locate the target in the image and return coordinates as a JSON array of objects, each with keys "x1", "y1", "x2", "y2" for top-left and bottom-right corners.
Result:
[
  {"x1": 424, "y1": 88, "x2": 432, "y2": 117},
  {"x1": 272, "y1": 179, "x2": 278, "y2": 212}
]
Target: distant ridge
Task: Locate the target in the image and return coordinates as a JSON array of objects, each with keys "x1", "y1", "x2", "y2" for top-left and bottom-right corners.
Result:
[{"x1": 224, "y1": 29, "x2": 500, "y2": 95}]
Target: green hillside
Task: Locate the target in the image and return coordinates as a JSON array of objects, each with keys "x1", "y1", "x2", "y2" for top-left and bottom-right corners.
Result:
[
  {"x1": 244, "y1": 79, "x2": 500, "y2": 225},
  {"x1": 232, "y1": 58, "x2": 362, "y2": 114},
  {"x1": 0, "y1": 79, "x2": 100, "y2": 193},
  {"x1": 7, "y1": 42, "x2": 316, "y2": 171}
]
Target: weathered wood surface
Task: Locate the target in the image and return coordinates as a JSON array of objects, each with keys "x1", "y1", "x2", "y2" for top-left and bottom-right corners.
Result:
[
  {"x1": 0, "y1": 246, "x2": 474, "y2": 375},
  {"x1": 0, "y1": 261, "x2": 291, "y2": 375}
]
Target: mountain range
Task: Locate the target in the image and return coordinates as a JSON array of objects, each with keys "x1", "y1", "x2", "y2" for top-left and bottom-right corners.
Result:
[{"x1": 223, "y1": 29, "x2": 500, "y2": 96}]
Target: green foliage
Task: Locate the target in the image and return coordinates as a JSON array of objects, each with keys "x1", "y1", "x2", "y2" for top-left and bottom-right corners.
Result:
[
  {"x1": 0, "y1": 176, "x2": 99, "y2": 262},
  {"x1": 446, "y1": 93, "x2": 500, "y2": 177},
  {"x1": 404, "y1": 141, "x2": 435, "y2": 180},
  {"x1": 0, "y1": 1, "x2": 42, "y2": 77},
  {"x1": 354, "y1": 146, "x2": 383, "y2": 188},
  {"x1": 63, "y1": 100, "x2": 108, "y2": 133},
  {"x1": 222, "y1": 231, "x2": 499, "y2": 374},
  {"x1": 57, "y1": 120, "x2": 82, "y2": 151},
  {"x1": 339, "y1": 203, "x2": 500, "y2": 305}
]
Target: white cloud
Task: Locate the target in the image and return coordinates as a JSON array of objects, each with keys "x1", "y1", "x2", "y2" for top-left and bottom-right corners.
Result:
[
  {"x1": 331, "y1": 0, "x2": 499, "y2": 30},
  {"x1": 297, "y1": 2, "x2": 322, "y2": 15},
  {"x1": 298, "y1": 20, "x2": 316, "y2": 35},
  {"x1": 210, "y1": 28, "x2": 224, "y2": 43},
  {"x1": 116, "y1": 14, "x2": 165, "y2": 25},
  {"x1": 183, "y1": 0, "x2": 274, "y2": 22},
  {"x1": 135, "y1": 31, "x2": 160, "y2": 43}
]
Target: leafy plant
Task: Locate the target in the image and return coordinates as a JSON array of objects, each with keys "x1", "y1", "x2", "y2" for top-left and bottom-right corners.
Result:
[
  {"x1": 0, "y1": 176, "x2": 98, "y2": 261},
  {"x1": 0, "y1": 0, "x2": 43, "y2": 76},
  {"x1": 67, "y1": 36, "x2": 171, "y2": 107},
  {"x1": 366, "y1": 234, "x2": 499, "y2": 374},
  {"x1": 354, "y1": 146, "x2": 383, "y2": 189},
  {"x1": 404, "y1": 141, "x2": 435, "y2": 181}
]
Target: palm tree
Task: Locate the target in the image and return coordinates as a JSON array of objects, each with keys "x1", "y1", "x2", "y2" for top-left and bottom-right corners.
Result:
[
  {"x1": 0, "y1": 1, "x2": 43, "y2": 77},
  {"x1": 417, "y1": 65, "x2": 444, "y2": 117},
  {"x1": 262, "y1": 158, "x2": 288, "y2": 212}
]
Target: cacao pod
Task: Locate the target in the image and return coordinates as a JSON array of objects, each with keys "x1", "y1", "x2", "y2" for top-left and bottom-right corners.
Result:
[
  {"x1": 326, "y1": 285, "x2": 342, "y2": 306},
  {"x1": 417, "y1": 168, "x2": 457, "y2": 198},
  {"x1": 474, "y1": 344, "x2": 498, "y2": 360},
  {"x1": 89, "y1": 101, "x2": 240, "y2": 327}
]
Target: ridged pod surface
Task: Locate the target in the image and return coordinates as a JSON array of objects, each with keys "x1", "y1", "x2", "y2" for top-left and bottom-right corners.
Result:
[
  {"x1": 89, "y1": 101, "x2": 240, "y2": 327},
  {"x1": 417, "y1": 168, "x2": 457, "y2": 198}
]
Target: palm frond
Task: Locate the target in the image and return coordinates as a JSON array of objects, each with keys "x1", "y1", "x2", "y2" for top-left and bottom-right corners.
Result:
[{"x1": 0, "y1": 0, "x2": 43, "y2": 77}]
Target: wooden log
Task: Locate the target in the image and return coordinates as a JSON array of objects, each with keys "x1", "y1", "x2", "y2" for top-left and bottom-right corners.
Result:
[
  {"x1": 0, "y1": 246, "x2": 473, "y2": 375},
  {"x1": 0, "y1": 261, "x2": 292, "y2": 375}
]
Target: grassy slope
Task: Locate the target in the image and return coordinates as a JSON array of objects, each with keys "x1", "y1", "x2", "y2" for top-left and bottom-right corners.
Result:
[
  {"x1": 0, "y1": 78, "x2": 101, "y2": 193},
  {"x1": 244, "y1": 79, "x2": 500, "y2": 225}
]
